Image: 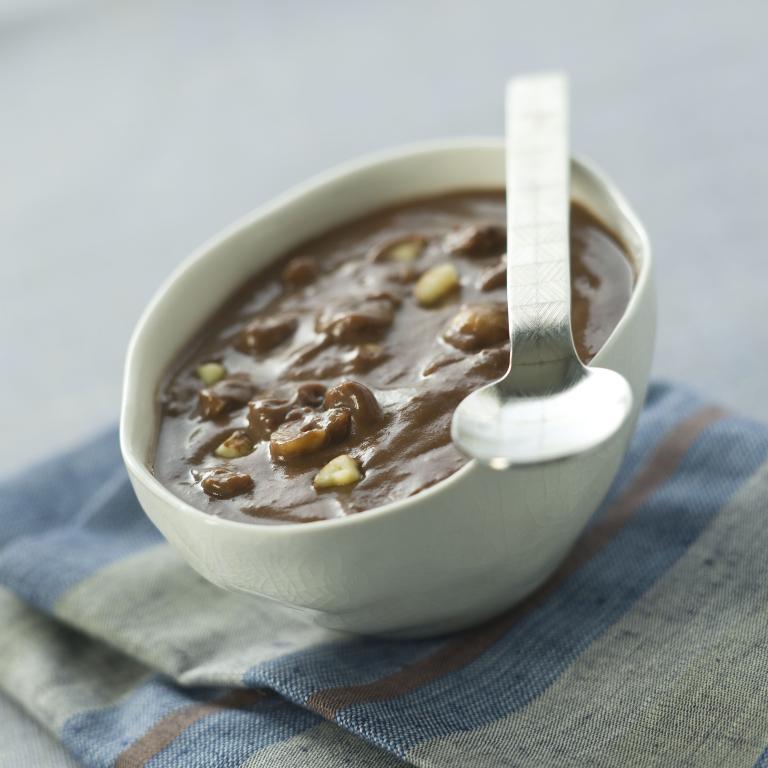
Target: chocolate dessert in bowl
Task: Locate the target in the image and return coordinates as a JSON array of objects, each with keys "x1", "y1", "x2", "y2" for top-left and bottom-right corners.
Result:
[{"x1": 120, "y1": 140, "x2": 654, "y2": 637}]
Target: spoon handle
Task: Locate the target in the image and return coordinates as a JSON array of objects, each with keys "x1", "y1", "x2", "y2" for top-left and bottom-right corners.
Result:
[{"x1": 505, "y1": 73, "x2": 575, "y2": 369}]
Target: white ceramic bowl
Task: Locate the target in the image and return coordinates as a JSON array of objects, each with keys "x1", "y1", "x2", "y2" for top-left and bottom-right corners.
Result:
[{"x1": 120, "y1": 139, "x2": 655, "y2": 638}]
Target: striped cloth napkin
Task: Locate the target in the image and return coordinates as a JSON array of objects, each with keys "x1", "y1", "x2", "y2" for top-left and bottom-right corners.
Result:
[{"x1": 2, "y1": 382, "x2": 768, "y2": 768}]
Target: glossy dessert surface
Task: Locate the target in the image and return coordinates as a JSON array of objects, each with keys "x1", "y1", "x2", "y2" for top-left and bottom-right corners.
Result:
[{"x1": 155, "y1": 191, "x2": 634, "y2": 523}]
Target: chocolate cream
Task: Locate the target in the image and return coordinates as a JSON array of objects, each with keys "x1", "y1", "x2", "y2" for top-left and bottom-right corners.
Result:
[{"x1": 155, "y1": 191, "x2": 634, "y2": 523}]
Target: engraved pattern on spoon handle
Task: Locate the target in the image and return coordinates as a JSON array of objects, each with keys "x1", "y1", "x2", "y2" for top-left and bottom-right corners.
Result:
[{"x1": 506, "y1": 74, "x2": 575, "y2": 367}]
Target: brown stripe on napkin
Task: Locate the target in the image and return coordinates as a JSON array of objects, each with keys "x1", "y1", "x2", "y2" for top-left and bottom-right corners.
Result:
[
  {"x1": 306, "y1": 405, "x2": 726, "y2": 719},
  {"x1": 114, "y1": 689, "x2": 267, "y2": 768}
]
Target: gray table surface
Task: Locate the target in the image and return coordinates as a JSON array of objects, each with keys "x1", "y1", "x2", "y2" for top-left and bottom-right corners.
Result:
[{"x1": 3, "y1": 0, "x2": 767, "y2": 476}]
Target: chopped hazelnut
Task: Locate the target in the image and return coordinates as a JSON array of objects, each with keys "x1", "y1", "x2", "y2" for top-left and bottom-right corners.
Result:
[
  {"x1": 199, "y1": 377, "x2": 255, "y2": 420},
  {"x1": 344, "y1": 343, "x2": 387, "y2": 373},
  {"x1": 421, "y1": 353, "x2": 462, "y2": 377},
  {"x1": 196, "y1": 362, "x2": 227, "y2": 386},
  {"x1": 443, "y1": 304, "x2": 509, "y2": 351},
  {"x1": 414, "y1": 263, "x2": 460, "y2": 306},
  {"x1": 386, "y1": 264, "x2": 421, "y2": 284},
  {"x1": 366, "y1": 290, "x2": 402, "y2": 306},
  {"x1": 200, "y1": 467, "x2": 254, "y2": 499},
  {"x1": 478, "y1": 256, "x2": 507, "y2": 291},
  {"x1": 270, "y1": 407, "x2": 351, "y2": 460},
  {"x1": 214, "y1": 430, "x2": 254, "y2": 458},
  {"x1": 316, "y1": 297, "x2": 396, "y2": 341},
  {"x1": 247, "y1": 397, "x2": 294, "y2": 441},
  {"x1": 473, "y1": 344, "x2": 511, "y2": 377},
  {"x1": 444, "y1": 224, "x2": 506, "y2": 257},
  {"x1": 282, "y1": 256, "x2": 319, "y2": 286},
  {"x1": 296, "y1": 382, "x2": 327, "y2": 408},
  {"x1": 283, "y1": 405, "x2": 313, "y2": 423},
  {"x1": 323, "y1": 380, "x2": 383, "y2": 428},
  {"x1": 238, "y1": 314, "x2": 298, "y2": 353},
  {"x1": 314, "y1": 455, "x2": 362, "y2": 489},
  {"x1": 371, "y1": 235, "x2": 426, "y2": 263}
]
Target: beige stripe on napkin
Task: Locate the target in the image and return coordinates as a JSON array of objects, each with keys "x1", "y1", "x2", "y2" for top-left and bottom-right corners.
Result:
[{"x1": 408, "y1": 458, "x2": 768, "y2": 768}]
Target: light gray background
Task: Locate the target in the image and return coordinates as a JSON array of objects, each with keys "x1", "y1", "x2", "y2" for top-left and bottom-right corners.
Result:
[{"x1": 2, "y1": 0, "x2": 767, "y2": 475}]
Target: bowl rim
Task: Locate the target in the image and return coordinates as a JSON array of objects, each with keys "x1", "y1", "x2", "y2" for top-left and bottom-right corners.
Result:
[{"x1": 120, "y1": 136, "x2": 652, "y2": 538}]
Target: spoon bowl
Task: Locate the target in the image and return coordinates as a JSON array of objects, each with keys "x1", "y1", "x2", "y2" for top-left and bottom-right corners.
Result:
[{"x1": 452, "y1": 363, "x2": 633, "y2": 469}]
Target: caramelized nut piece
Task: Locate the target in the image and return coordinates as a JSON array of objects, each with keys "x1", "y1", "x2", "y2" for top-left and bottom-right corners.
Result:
[
  {"x1": 271, "y1": 421, "x2": 324, "y2": 459},
  {"x1": 366, "y1": 290, "x2": 402, "y2": 307},
  {"x1": 320, "y1": 411, "x2": 352, "y2": 446},
  {"x1": 270, "y1": 407, "x2": 351, "y2": 460},
  {"x1": 323, "y1": 380, "x2": 383, "y2": 428},
  {"x1": 345, "y1": 343, "x2": 387, "y2": 373},
  {"x1": 239, "y1": 314, "x2": 298, "y2": 353},
  {"x1": 478, "y1": 256, "x2": 507, "y2": 291},
  {"x1": 196, "y1": 362, "x2": 226, "y2": 386},
  {"x1": 214, "y1": 430, "x2": 254, "y2": 458},
  {"x1": 282, "y1": 405, "x2": 313, "y2": 423},
  {"x1": 371, "y1": 235, "x2": 426, "y2": 263},
  {"x1": 386, "y1": 264, "x2": 421, "y2": 284},
  {"x1": 473, "y1": 344, "x2": 511, "y2": 377},
  {"x1": 422, "y1": 352, "x2": 462, "y2": 377},
  {"x1": 247, "y1": 397, "x2": 294, "y2": 441},
  {"x1": 414, "y1": 263, "x2": 460, "y2": 306},
  {"x1": 314, "y1": 455, "x2": 362, "y2": 489},
  {"x1": 282, "y1": 256, "x2": 318, "y2": 286},
  {"x1": 316, "y1": 297, "x2": 396, "y2": 341},
  {"x1": 296, "y1": 382, "x2": 327, "y2": 408},
  {"x1": 201, "y1": 467, "x2": 254, "y2": 499},
  {"x1": 443, "y1": 303, "x2": 509, "y2": 351},
  {"x1": 199, "y1": 377, "x2": 255, "y2": 420},
  {"x1": 444, "y1": 224, "x2": 506, "y2": 257}
]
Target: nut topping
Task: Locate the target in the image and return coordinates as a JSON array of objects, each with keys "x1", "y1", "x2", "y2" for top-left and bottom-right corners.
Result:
[
  {"x1": 196, "y1": 362, "x2": 226, "y2": 386},
  {"x1": 444, "y1": 224, "x2": 506, "y2": 257},
  {"x1": 443, "y1": 303, "x2": 509, "y2": 351},
  {"x1": 370, "y1": 235, "x2": 426, "y2": 263},
  {"x1": 269, "y1": 407, "x2": 351, "y2": 460},
  {"x1": 198, "y1": 377, "x2": 255, "y2": 420},
  {"x1": 323, "y1": 380, "x2": 383, "y2": 428},
  {"x1": 200, "y1": 467, "x2": 254, "y2": 499},
  {"x1": 155, "y1": 191, "x2": 632, "y2": 524},
  {"x1": 386, "y1": 264, "x2": 421, "y2": 284},
  {"x1": 414, "y1": 263, "x2": 460, "y2": 306},
  {"x1": 238, "y1": 314, "x2": 298, "y2": 353},
  {"x1": 282, "y1": 256, "x2": 319, "y2": 286},
  {"x1": 296, "y1": 382, "x2": 327, "y2": 408},
  {"x1": 478, "y1": 256, "x2": 507, "y2": 291},
  {"x1": 314, "y1": 455, "x2": 362, "y2": 488},
  {"x1": 316, "y1": 296, "x2": 397, "y2": 341},
  {"x1": 214, "y1": 430, "x2": 254, "y2": 459},
  {"x1": 345, "y1": 343, "x2": 387, "y2": 373},
  {"x1": 247, "y1": 397, "x2": 293, "y2": 441}
]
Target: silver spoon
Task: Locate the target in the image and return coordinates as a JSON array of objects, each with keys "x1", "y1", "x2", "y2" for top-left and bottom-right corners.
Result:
[{"x1": 451, "y1": 73, "x2": 633, "y2": 469}]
